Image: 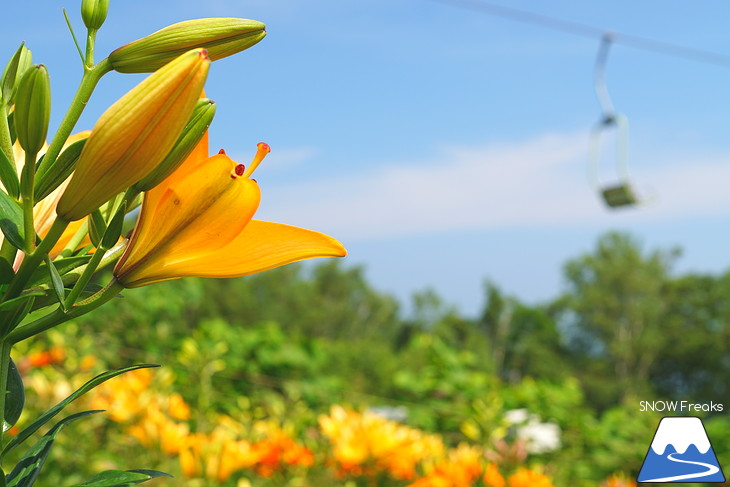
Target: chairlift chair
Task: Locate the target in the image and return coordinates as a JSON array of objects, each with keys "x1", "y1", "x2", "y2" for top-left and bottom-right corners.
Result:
[{"x1": 590, "y1": 33, "x2": 640, "y2": 209}]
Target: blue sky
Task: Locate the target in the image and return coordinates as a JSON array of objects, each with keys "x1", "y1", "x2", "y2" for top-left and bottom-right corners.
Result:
[{"x1": 5, "y1": 0, "x2": 730, "y2": 316}]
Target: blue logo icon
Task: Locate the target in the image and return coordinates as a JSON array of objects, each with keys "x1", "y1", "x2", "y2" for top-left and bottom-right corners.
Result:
[{"x1": 637, "y1": 417, "x2": 725, "y2": 483}]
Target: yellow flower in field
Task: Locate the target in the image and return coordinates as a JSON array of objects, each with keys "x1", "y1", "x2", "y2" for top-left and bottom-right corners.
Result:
[
  {"x1": 507, "y1": 468, "x2": 554, "y2": 487},
  {"x1": 483, "y1": 463, "x2": 505, "y2": 487},
  {"x1": 414, "y1": 443, "x2": 486, "y2": 487},
  {"x1": 179, "y1": 433, "x2": 206, "y2": 478},
  {"x1": 57, "y1": 49, "x2": 210, "y2": 221},
  {"x1": 600, "y1": 474, "x2": 637, "y2": 487},
  {"x1": 113, "y1": 133, "x2": 346, "y2": 287},
  {"x1": 408, "y1": 476, "x2": 451, "y2": 487},
  {"x1": 249, "y1": 428, "x2": 314, "y2": 478},
  {"x1": 320, "y1": 405, "x2": 443, "y2": 480},
  {"x1": 167, "y1": 392, "x2": 191, "y2": 420}
]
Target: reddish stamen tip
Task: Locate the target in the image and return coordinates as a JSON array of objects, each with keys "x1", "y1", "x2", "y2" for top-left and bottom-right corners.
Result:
[
  {"x1": 234, "y1": 164, "x2": 246, "y2": 176},
  {"x1": 257, "y1": 142, "x2": 271, "y2": 154},
  {"x1": 218, "y1": 148, "x2": 226, "y2": 155}
]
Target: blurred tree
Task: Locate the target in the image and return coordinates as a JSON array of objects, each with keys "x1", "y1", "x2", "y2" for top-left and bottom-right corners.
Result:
[
  {"x1": 652, "y1": 271, "x2": 730, "y2": 404},
  {"x1": 477, "y1": 282, "x2": 567, "y2": 382},
  {"x1": 553, "y1": 232, "x2": 679, "y2": 408},
  {"x1": 199, "y1": 261, "x2": 401, "y2": 341}
]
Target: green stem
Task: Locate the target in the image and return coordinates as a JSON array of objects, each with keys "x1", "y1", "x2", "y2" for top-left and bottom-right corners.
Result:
[
  {"x1": 7, "y1": 279, "x2": 123, "y2": 344},
  {"x1": 85, "y1": 29, "x2": 97, "y2": 69},
  {"x1": 0, "y1": 340, "x2": 11, "y2": 447},
  {"x1": 20, "y1": 151, "x2": 37, "y2": 252},
  {"x1": 62, "y1": 239, "x2": 127, "y2": 288},
  {"x1": 26, "y1": 239, "x2": 127, "y2": 293},
  {"x1": 2, "y1": 218, "x2": 68, "y2": 302},
  {"x1": 63, "y1": 243, "x2": 105, "y2": 308},
  {"x1": 60, "y1": 220, "x2": 89, "y2": 258},
  {"x1": 35, "y1": 58, "x2": 111, "y2": 178}
]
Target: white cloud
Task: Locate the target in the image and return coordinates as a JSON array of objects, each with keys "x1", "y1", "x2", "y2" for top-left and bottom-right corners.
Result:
[{"x1": 256, "y1": 131, "x2": 730, "y2": 240}]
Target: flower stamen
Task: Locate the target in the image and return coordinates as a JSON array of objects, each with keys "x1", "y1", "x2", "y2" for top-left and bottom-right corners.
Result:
[{"x1": 242, "y1": 142, "x2": 270, "y2": 178}]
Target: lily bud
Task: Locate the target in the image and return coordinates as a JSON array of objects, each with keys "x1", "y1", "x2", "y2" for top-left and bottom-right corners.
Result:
[
  {"x1": 135, "y1": 98, "x2": 216, "y2": 192},
  {"x1": 81, "y1": 0, "x2": 110, "y2": 30},
  {"x1": 14, "y1": 64, "x2": 50, "y2": 155},
  {"x1": 1, "y1": 43, "x2": 32, "y2": 105},
  {"x1": 57, "y1": 49, "x2": 210, "y2": 222},
  {"x1": 109, "y1": 18, "x2": 265, "y2": 73}
]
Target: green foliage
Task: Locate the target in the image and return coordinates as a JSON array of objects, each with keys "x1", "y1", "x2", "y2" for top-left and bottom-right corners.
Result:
[
  {"x1": 3, "y1": 365, "x2": 158, "y2": 458},
  {"x1": 0, "y1": 190, "x2": 26, "y2": 252},
  {"x1": 6, "y1": 410, "x2": 102, "y2": 487},
  {"x1": 554, "y1": 232, "x2": 679, "y2": 408},
  {"x1": 199, "y1": 261, "x2": 401, "y2": 341},
  {"x1": 68, "y1": 469, "x2": 170, "y2": 487},
  {"x1": 14, "y1": 234, "x2": 730, "y2": 486},
  {"x1": 4, "y1": 360, "x2": 24, "y2": 431}
]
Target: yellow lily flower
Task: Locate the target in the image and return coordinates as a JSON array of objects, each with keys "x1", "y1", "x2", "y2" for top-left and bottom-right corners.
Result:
[
  {"x1": 113, "y1": 134, "x2": 346, "y2": 288},
  {"x1": 57, "y1": 49, "x2": 210, "y2": 222}
]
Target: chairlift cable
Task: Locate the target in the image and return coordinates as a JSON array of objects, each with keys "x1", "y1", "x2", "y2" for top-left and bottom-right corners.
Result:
[{"x1": 430, "y1": 0, "x2": 730, "y2": 70}]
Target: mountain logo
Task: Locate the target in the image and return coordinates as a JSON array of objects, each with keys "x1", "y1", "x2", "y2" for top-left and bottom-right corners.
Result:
[{"x1": 637, "y1": 416, "x2": 725, "y2": 483}]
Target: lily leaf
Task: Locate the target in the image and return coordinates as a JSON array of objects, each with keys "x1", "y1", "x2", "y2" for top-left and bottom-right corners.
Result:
[
  {"x1": 0, "y1": 292, "x2": 44, "y2": 313},
  {"x1": 0, "y1": 147, "x2": 18, "y2": 199},
  {"x1": 0, "y1": 293, "x2": 37, "y2": 337},
  {"x1": 1, "y1": 364, "x2": 159, "y2": 458},
  {"x1": 27, "y1": 256, "x2": 91, "y2": 288},
  {"x1": 66, "y1": 469, "x2": 171, "y2": 487},
  {"x1": 0, "y1": 190, "x2": 25, "y2": 252},
  {"x1": 34, "y1": 138, "x2": 86, "y2": 202},
  {"x1": 5, "y1": 410, "x2": 102, "y2": 487},
  {"x1": 44, "y1": 257, "x2": 65, "y2": 311},
  {"x1": 4, "y1": 359, "x2": 24, "y2": 432},
  {"x1": 87, "y1": 210, "x2": 105, "y2": 248},
  {"x1": 0, "y1": 257, "x2": 14, "y2": 285}
]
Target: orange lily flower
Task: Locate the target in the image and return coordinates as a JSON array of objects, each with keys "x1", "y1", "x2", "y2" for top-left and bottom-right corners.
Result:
[{"x1": 113, "y1": 134, "x2": 346, "y2": 287}]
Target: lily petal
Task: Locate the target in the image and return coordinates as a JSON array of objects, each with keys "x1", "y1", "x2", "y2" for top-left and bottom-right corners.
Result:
[
  {"x1": 120, "y1": 220, "x2": 347, "y2": 287},
  {"x1": 115, "y1": 153, "x2": 260, "y2": 281}
]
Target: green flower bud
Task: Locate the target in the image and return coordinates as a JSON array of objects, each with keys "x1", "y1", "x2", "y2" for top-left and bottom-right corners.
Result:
[
  {"x1": 1, "y1": 43, "x2": 33, "y2": 105},
  {"x1": 81, "y1": 0, "x2": 110, "y2": 30},
  {"x1": 109, "y1": 18, "x2": 265, "y2": 73},
  {"x1": 14, "y1": 64, "x2": 51, "y2": 155},
  {"x1": 135, "y1": 98, "x2": 216, "y2": 191}
]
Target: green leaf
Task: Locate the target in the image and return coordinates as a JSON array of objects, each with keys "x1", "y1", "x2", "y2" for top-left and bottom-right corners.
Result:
[
  {"x1": 1, "y1": 364, "x2": 158, "y2": 458},
  {"x1": 101, "y1": 202, "x2": 126, "y2": 250},
  {"x1": 0, "y1": 147, "x2": 19, "y2": 200},
  {"x1": 0, "y1": 257, "x2": 15, "y2": 285},
  {"x1": 4, "y1": 359, "x2": 24, "y2": 431},
  {"x1": 5, "y1": 410, "x2": 102, "y2": 487},
  {"x1": 34, "y1": 138, "x2": 86, "y2": 202},
  {"x1": 1, "y1": 43, "x2": 32, "y2": 106},
  {"x1": 7, "y1": 111, "x2": 15, "y2": 145},
  {"x1": 27, "y1": 256, "x2": 91, "y2": 288},
  {"x1": 67, "y1": 469, "x2": 171, "y2": 487},
  {"x1": 43, "y1": 258, "x2": 65, "y2": 311},
  {"x1": 0, "y1": 293, "x2": 43, "y2": 313},
  {"x1": 0, "y1": 294, "x2": 36, "y2": 337},
  {"x1": 0, "y1": 191, "x2": 25, "y2": 252},
  {"x1": 87, "y1": 210, "x2": 105, "y2": 248}
]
